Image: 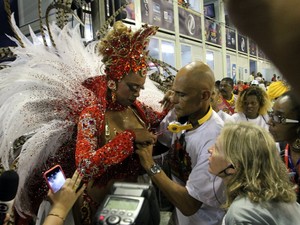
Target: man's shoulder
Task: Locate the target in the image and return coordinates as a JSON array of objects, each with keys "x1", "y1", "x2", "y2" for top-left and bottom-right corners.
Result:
[
  {"x1": 209, "y1": 111, "x2": 224, "y2": 127},
  {"x1": 188, "y1": 112, "x2": 223, "y2": 140}
]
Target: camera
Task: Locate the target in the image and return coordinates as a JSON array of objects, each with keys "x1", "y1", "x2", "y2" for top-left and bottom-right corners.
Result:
[{"x1": 93, "y1": 182, "x2": 160, "y2": 225}]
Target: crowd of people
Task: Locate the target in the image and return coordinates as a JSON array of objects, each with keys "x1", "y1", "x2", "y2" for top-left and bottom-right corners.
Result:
[{"x1": 1, "y1": 0, "x2": 300, "y2": 225}]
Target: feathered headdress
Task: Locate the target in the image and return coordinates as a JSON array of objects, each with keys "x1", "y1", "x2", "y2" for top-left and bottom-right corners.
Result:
[{"x1": 99, "y1": 21, "x2": 158, "y2": 81}]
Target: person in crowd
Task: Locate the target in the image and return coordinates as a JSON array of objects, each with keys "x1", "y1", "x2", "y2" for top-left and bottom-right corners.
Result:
[
  {"x1": 41, "y1": 170, "x2": 86, "y2": 225},
  {"x1": 233, "y1": 80, "x2": 247, "y2": 95},
  {"x1": 215, "y1": 80, "x2": 221, "y2": 89},
  {"x1": 225, "y1": 0, "x2": 300, "y2": 97},
  {"x1": 208, "y1": 122, "x2": 300, "y2": 224},
  {"x1": 211, "y1": 85, "x2": 233, "y2": 122},
  {"x1": 244, "y1": 81, "x2": 250, "y2": 89},
  {"x1": 232, "y1": 86, "x2": 271, "y2": 130},
  {"x1": 250, "y1": 79, "x2": 259, "y2": 87},
  {"x1": 268, "y1": 91, "x2": 300, "y2": 203},
  {"x1": 255, "y1": 72, "x2": 263, "y2": 82},
  {"x1": 258, "y1": 80, "x2": 266, "y2": 91},
  {"x1": 249, "y1": 71, "x2": 255, "y2": 83},
  {"x1": 217, "y1": 77, "x2": 238, "y2": 115},
  {"x1": 137, "y1": 61, "x2": 226, "y2": 225},
  {"x1": 264, "y1": 81, "x2": 271, "y2": 91}
]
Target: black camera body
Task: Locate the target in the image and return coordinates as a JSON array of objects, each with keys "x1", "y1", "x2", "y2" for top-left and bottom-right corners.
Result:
[{"x1": 93, "y1": 182, "x2": 160, "y2": 225}]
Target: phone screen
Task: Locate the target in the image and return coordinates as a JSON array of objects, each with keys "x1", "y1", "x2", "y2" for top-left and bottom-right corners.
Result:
[{"x1": 45, "y1": 166, "x2": 66, "y2": 193}]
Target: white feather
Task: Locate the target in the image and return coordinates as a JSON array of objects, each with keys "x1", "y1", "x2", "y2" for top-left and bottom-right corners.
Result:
[{"x1": 0, "y1": 17, "x2": 103, "y2": 215}]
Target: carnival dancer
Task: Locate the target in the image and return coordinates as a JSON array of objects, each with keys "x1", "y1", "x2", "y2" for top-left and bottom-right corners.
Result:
[
  {"x1": 0, "y1": 15, "x2": 173, "y2": 225},
  {"x1": 73, "y1": 21, "x2": 172, "y2": 225}
]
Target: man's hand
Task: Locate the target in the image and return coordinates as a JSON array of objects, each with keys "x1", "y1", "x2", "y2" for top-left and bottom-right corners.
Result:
[
  {"x1": 135, "y1": 144, "x2": 155, "y2": 170},
  {"x1": 159, "y1": 90, "x2": 174, "y2": 111}
]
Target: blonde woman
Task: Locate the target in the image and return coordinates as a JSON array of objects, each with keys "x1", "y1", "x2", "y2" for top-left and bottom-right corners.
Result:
[
  {"x1": 232, "y1": 86, "x2": 271, "y2": 130},
  {"x1": 208, "y1": 122, "x2": 300, "y2": 224}
]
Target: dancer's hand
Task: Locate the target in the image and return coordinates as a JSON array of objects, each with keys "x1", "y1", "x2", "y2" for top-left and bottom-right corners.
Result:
[{"x1": 132, "y1": 128, "x2": 157, "y2": 146}]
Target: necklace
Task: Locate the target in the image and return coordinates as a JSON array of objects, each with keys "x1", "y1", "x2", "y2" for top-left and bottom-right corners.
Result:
[
  {"x1": 226, "y1": 93, "x2": 235, "y2": 105},
  {"x1": 129, "y1": 106, "x2": 148, "y2": 129},
  {"x1": 105, "y1": 106, "x2": 148, "y2": 140}
]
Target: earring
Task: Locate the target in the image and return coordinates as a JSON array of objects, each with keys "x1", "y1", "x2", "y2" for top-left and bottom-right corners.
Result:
[
  {"x1": 292, "y1": 138, "x2": 300, "y2": 150},
  {"x1": 107, "y1": 79, "x2": 117, "y2": 103},
  {"x1": 111, "y1": 91, "x2": 117, "y2": 103}
]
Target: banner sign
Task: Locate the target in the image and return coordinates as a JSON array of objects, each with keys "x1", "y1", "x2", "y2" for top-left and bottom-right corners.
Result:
[{"x1": 141, "y1": 0, "x2": 175, "y2": 31}]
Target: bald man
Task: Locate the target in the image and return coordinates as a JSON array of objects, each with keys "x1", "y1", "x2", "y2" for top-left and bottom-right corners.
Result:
[{"x1": 136, "y1": 61, "x2": 225, "y2": 225}]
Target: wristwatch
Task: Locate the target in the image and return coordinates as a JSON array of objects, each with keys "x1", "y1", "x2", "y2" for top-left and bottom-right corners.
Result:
[{"x1": 148, "y1": 163, "x2": 161, "y2": 176}]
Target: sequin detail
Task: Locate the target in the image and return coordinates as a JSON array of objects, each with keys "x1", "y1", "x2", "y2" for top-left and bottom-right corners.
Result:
[
  {"x1": 76, "y1": 76, "x2": 168, "y2": 184},
  {"x1": 99, "y1": 23, "x2": 158, "y2": 81}
]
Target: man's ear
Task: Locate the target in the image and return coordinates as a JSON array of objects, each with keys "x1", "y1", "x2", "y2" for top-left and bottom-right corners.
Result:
[{"x1": 201, "y1": 90, "x2": 211, "y2": 101}]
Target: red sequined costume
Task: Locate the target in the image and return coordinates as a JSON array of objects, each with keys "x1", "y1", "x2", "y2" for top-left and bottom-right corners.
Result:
[{"x1": 77, "y1": 76, "x2": 168, "y2": 184}]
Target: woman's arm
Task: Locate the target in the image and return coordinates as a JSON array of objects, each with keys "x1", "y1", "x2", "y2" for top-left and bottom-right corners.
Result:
[
  {"x1": 75, "y1": 105, "x2": 136, "y2": 178},
  {"x1": 43, "y1": 170, "x2": 86, "y2": 225}
]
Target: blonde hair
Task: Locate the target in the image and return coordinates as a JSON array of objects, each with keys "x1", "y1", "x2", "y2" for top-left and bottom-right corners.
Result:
[
  {"x1": 235, "y1": 86, "x2": 271, "y2": 115},
  {"x1": 220, "y1": 122, "x2": 296, "y2": 208}
]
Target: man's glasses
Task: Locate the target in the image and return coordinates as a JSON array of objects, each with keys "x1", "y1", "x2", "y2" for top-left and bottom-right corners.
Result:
[{"x1": 268, "y1": 111, "x2": 299, "y2": 124}]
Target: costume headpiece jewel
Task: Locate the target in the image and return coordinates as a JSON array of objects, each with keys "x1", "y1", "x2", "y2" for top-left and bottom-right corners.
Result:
[{"x1": 99, "y1": 22, "x2": 158, "y2": 81}]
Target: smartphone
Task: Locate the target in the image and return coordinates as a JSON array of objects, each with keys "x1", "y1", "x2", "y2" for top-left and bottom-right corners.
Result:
[{"x1": 43, "y1": 165, "x2": 66, "y2": 193}]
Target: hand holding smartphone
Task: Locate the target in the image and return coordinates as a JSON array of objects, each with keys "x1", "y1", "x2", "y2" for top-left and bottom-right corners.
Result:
[{"x1": 43, "y1": 165, "x2": 66, "y2": 193}]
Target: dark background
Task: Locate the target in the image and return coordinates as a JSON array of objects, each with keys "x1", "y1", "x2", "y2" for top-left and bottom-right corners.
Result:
[{"x1": 0, "y1": 0, "x2": 19, "y2": 47}]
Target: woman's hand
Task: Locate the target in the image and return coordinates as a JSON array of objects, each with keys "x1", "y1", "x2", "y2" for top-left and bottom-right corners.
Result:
[
  {"x1": 131, "y1": 128, "x2": 157, "y2": 146},
  {"x1": 47, "y1": 170, "x2": 86, "y2": 217}
]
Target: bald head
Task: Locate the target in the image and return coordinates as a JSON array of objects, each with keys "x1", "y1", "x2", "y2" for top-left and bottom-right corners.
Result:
[
  {"x1": 171, "y1": 61, "x2": 215, "y2": 122},
  {"x1": 176, "y1": 61, "x2": 215, "y2": 92}
]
